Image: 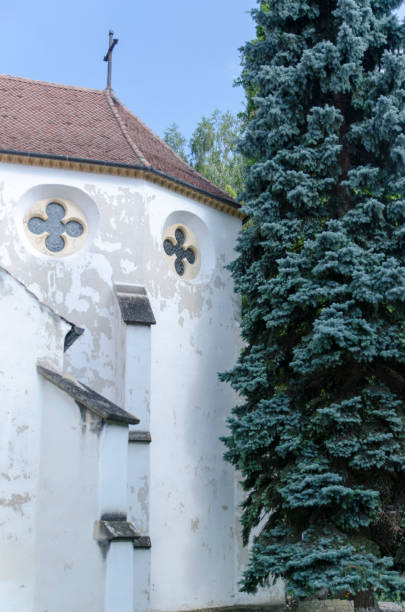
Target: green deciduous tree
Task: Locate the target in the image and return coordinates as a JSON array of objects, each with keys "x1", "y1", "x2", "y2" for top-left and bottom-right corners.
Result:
[
  {"x1": 164, "y1": 110, "x2": 245, "y2": 198},
  {"x1": 222, "y1": 1, "x2": 405, "y2": 610},
  {"x1": 163, "y1": 123, "x2": 188, "y2": 162},
  {"x1": 189, "y1": 109, "x2": 245, "y2": 199}
]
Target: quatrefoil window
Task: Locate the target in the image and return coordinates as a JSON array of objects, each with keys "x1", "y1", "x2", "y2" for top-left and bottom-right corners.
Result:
[
  {"x1": 28, "y1": 202, "x2": 84, "y2": 252},
  {"x1": 163, "y1": 228, "x2": 195, "y2": 276},
  {"x1": 162, "y1": 224, "x2": 200, "y2": 280},
  {"x1": 24, "y1": 198, "x2": 88, "y2": 257}
]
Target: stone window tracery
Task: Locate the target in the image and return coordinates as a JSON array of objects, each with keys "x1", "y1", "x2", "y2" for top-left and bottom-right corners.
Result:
[
  {"x1": 24, "y1": 198, "x2": 88, "y2": 256},
  {"x1": 163, "y1": 228, "x2": 196, "y2": 276},
  {"x1": 28, "y1": 202, "x2": 84, "y2": 252},
  {"x1": 162, "y1": 224, "x2": 200, "y2": 280}
]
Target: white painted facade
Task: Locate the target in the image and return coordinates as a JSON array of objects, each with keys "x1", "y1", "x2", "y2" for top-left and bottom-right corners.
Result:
[{"x1": 0, "y1": 162, "x2": 284, "y2": 611}]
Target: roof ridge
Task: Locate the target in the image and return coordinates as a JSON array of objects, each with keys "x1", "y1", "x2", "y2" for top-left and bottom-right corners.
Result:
[
  {"x1": 104, "y1": 89, "x2": 150, "y2": 168},
  {"x1": 0, "y1": 73, "x2": 104, "y2": 94},
  {"x1": 114, "y1": 97, "x2": 234, "y2": 201},
  {"x1": 0, "y1": 73, "x2": 237, "y2": 208},
  {"x1": 115, "y1": 96, "x2": 191, "y2": 166}
]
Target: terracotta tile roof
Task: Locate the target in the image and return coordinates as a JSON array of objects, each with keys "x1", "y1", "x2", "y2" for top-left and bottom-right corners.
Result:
[{"x1": 0, "y1": 74, "x2": 236, "y2": 207}]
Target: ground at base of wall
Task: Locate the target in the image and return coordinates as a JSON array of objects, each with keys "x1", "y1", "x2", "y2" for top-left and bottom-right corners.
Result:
[
  {"x1": 295, "y1": 601, "x2": 405, "y2": 612},
  {"x1": 162, "y1": 602, "x2": 405, "y2": 612},
  {"x1": 156, "y1": 606, "x2": 286, "y2": 612},
  {"x1": 297, "y1": 600, "x2": 353, "y2": 612},
  {"x1": 378, "y1": 603, "x2": 405, "y2": 612}
]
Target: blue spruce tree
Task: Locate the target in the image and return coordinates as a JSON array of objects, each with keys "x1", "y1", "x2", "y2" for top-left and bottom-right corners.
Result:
[{"x1": 222, "y1": 1, "x2": 405, "y2": 609}]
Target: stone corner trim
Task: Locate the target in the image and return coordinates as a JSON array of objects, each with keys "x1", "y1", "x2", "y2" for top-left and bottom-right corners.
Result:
[
  {"x1": 64, "y1": 324, "x2": 84, "y2": 351},
  {"x1": 129, "y1": 430, "x2": 152, "y2": 443},
  {"x1": 114, "y1": 283, "x2": 156, "y2": 325},
  {"x1": 94, "y1": 519, "x2": 151, "y2": 548},
  {"x1": 37, "y1": 364, "x2": 139, "y2": 425}
]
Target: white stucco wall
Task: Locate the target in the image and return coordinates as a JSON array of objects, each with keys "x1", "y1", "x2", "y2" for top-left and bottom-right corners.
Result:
[
  {"x1": 34, "y1": 382, "x2": 105, "y2": 612},
  {"x1": 0, "y1": 268, "x2": 69, "y2": 611},
  {"x1": 0, "y1": 162, "x2": 283, "y2": 610}
]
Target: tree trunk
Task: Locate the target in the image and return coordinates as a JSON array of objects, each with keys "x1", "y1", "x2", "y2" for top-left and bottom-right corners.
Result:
[{"x1": 354, "y1": 590, "x2": 379, "y2": 612}]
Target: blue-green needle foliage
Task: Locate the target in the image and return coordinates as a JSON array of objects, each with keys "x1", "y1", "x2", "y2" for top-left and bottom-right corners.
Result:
[{"x1": 222, "y1": 0, "x2": 405, "y2": 601}]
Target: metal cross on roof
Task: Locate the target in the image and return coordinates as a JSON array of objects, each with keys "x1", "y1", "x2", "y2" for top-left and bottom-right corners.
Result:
[{"x1": 103, "y1": 30, "x2": 119, "y2": 90}]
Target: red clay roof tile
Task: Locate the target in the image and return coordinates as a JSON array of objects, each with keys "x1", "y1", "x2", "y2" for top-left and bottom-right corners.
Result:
[{"x1": 0, "y1": 74, "x2": 236, "y2": 207}]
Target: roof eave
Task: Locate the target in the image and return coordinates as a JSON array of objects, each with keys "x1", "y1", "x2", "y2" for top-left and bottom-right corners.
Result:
[{"x1": 0, "y1": 148, "x2": 243, "y2": 219}]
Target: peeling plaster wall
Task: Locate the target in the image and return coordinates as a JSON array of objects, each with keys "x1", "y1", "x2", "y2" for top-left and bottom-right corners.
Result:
[
  {"x1": 0, "y1": 265, "x2": 132, "y2": 612},
  {"x1": 0, "y1": 268, "x2": 69, "y2": 611},
  {"x1": 0, "y1": 163, "x2": 283, "y2": 610},
  {"x1": 34, "y1": 382, "x2": 104, "y2": 612}
]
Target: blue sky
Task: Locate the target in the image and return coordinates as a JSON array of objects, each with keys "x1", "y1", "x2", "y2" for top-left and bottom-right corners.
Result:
[
  {"x1": 3, "y1": 0, "x2": 256, "y2": 140},
  {"x1": 3, "y1": 1, "x2": 405, "y2": 142}
]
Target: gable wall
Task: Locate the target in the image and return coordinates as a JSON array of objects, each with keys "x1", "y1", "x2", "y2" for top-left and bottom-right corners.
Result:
[{"x1": 0, "y1": 268, "x2": 70, "y2": 610}]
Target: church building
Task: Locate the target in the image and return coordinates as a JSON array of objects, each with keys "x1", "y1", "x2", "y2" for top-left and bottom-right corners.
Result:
[{"x1": 0, "y1": 72, "x2": 283, "y2": 611}]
